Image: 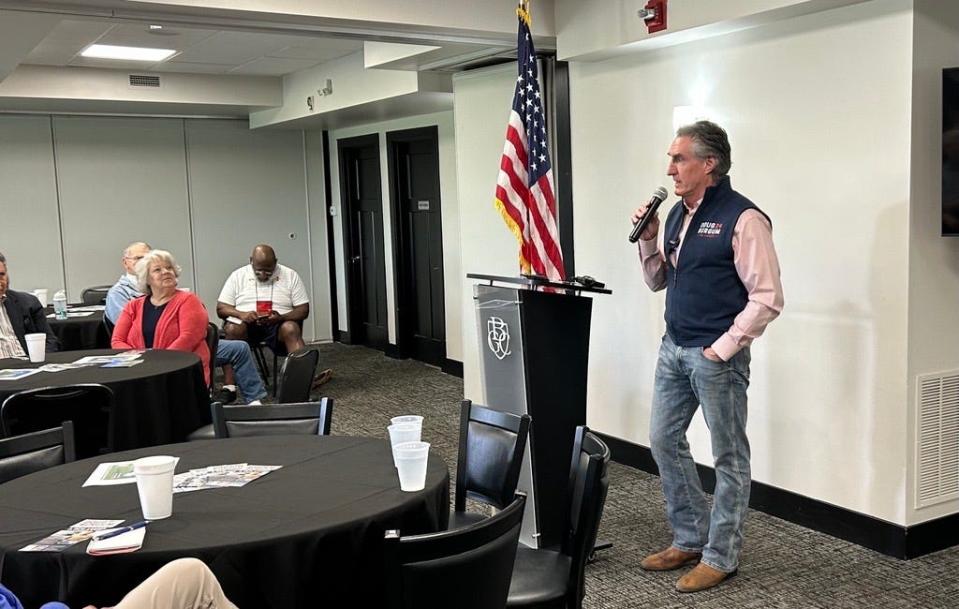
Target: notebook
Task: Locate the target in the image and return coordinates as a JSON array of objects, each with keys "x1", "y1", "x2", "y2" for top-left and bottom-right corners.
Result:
[{"x1": 86, "y1": 527, "x2": 146, "y2": 556}]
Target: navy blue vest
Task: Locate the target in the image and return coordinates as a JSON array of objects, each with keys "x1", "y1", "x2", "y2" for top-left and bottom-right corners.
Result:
[{"x1": 663, "y1": 177, "x2": 770, "y2": 347}]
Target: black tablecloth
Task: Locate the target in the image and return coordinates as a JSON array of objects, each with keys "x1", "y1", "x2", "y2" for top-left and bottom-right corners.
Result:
[
  {"x1": 0, "y1": 350, "x2": 210, "y2": 450},
  {"x1": 0, "y1": 436, "x2": 450, "y2": 608},
  {"x1": 46, "y1": 308, "x2": 110, "y2": 351}
]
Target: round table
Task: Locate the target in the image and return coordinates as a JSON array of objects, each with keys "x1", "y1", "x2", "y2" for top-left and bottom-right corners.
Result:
[
  {"x1": 45, "y1": 307, "x2": 110, "y2": 351},
  {"x1": 0, "y1": 350, "x2": 209, "y2": 450},
  {"x1": 0, "y1": 436, "x2": 450, "y2": 608}
]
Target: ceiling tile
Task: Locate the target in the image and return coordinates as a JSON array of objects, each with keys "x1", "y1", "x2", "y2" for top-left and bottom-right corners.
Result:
[
  {"x1": 151, "y1": 61, "x2": 235, "y2": 74},
  {"x1": 172, "y1": 31, "x2": 292, "y2": 65},
  {"x1": 97, "y1": 23, "x2": 218, "y2": 51},
  {"x1": 228, "y1": 56, "x2": 321, "y2": 76}
]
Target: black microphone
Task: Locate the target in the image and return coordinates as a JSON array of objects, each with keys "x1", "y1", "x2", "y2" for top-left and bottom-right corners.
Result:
[{"x1": 628, "y1": 186, "x2": 670, "y2": 243}]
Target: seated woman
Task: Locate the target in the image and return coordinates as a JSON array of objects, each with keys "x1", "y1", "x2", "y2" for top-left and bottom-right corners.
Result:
[{"x1": 111, "y1": 250, "x2": 211, "y2": 387}]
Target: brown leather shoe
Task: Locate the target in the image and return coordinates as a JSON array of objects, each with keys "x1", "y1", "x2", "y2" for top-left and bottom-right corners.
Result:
[
  {"x1": 639, "y1": 547, "x2": 701, "y2": 571},
  {"x1": 675, "y1": 562, "x2": 737, "y2": 592}
]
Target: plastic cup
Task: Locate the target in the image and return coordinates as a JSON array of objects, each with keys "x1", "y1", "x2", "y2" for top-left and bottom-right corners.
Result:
[
  {"x1": 133, "y1": 456, "x2": 177, "y2": 520},
  {"x1": 24, "y1": 333, "x2": 46, "y2": 363},
  {"x1": 388, "y1": 423, "x2": 421, "y2": 466},
  {"x1": 390, "y1": 415, "x2": 423, "y2": 431},
  {"x1": 32, "y1": 289, "x2": 48, "y2": 308},
  {"x1": 393, "y1": 441, "x2": 430, "y2": 492}
]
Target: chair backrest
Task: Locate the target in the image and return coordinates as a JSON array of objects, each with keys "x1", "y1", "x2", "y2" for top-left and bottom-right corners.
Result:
[
  {"x1": 562, "y1": 426, "x2": 610, "y2": 608},
  {"x1": 384, "y1": 493, "x2": 526, "y2": 609},
  {"x1": 0, "y1": 384, "x2": 115, "y2": 459},
  {"x1": 102, "y1": 314, "x2": 115, "y2": 341},
  {"x1": 212, "y1": 398, "x2": 333, "y2": 438},
  {"x1": 205, "y1": 323, "x2": 219, "y2": 393},
  {"x1": 455, "y1": 399, "x2": 531, "y2": 512},
  {"x1": 81, "y1": 285, "x2": 112, "y2": 305},
  {"x1": 0, "y1": 422, "x2": 76, "y2": 484},
  {"x1": 275, "y1": 347, "x2": 319, "y2": 403}
]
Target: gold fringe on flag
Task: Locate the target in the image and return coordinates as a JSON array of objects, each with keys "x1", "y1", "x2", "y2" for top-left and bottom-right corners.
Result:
[{"x1": 494, "y1": 197, "x2": 532, "y2": 275}]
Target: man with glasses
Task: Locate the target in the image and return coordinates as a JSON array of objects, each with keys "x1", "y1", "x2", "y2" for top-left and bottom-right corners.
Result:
[
  {"x1": 106, "y1": 242, "x2": 266, "y2": 405},
  {"x1": 105, "y1": 242, "x2": 151, "y2": 324},
  {"x1": 217, "y1": 244, "x2": 331, "y2": 385}
]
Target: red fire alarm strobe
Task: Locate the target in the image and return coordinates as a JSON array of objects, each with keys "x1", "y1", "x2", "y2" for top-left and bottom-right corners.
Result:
[{"x1": 640, "y1": 0, "x2": 667, "y2": 34}]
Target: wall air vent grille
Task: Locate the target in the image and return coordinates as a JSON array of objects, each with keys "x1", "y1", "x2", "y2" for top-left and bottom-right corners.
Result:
[
  {"x1": 916, "y1": 371, "x2": 959, "y2": 508},
  {"x1": 129, "y1": 75, "x2": 160, "y2": 88}
]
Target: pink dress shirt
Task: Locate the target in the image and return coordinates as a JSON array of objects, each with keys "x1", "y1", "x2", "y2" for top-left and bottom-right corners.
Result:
[{"x1": 639, "y1": 197, "x2": 784, "y2": 361}]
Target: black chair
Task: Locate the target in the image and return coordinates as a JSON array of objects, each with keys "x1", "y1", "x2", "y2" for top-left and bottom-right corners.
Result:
[
  {"x1": 212, "y1": 398, "x2": 333, "y2": 438},
  {"x1": 506, "y1": 427, "x2": 610, "y2": 609},
  {"x1": 384, "y1": 493, "x2": 527, "y2": 609},
  {"x1": 102, "y1": 314, "x2": 115, "y2": 342},
  {"x1": 250, "y1": 340, "x2": 279, "y2": 395},
  {"x1": 450, "y1": 399, "x2": 531, "y2": 530},
  {"x1": 80, "y1": 285, "x2": 111, "y2": 305},
  {"x1": 275, "y1": 347, "x2": 319, "y2": 403},
  {"x1": 0, "y1": 422, "x2": 76, "y2": 484},
  {"x1": 0, "y1": 384, "x2": 115, "y2": 459},
  {"x1": 205, "y1": 323, "x2": 219, "y2": 395}
]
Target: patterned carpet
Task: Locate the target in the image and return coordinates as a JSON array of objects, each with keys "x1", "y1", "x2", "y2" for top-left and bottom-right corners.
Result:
[{"x1": 306, "y1": 342, "x2": 959, "y2": 609}]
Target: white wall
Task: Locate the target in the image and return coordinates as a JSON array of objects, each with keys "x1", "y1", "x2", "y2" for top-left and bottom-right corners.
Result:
[
  {"x1": 0, "y1": 115, "x2": 330, "y2": 342},
  {"x1": 566, "y1": 0, "x2": 913, "y2": 524},
  {"x1": 906, "y1": 0, "x2": 959, "y2": 525},
  {"x1": 452, "y1": 63, "x2": 527, "y2": 400},
  {"x1": 325, "y1": 110, "x2": 462, "y2": 361}
]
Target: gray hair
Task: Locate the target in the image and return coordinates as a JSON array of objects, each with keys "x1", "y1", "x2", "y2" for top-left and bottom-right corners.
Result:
[
  {"x1": 134, "y1": 249, "x2": 181, "y2": 295},
  {"x1": 676, "y1": 120, "x2": 732, "y2": 179},
  {"x1": 0, "y1": 252, "x2": 5, "y2": 264},
  {"x1": 123, "y1": 242, "x2": 151, "y2": 257}
]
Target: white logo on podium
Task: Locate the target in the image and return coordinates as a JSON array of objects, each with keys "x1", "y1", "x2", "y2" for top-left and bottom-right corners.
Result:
[{"x1": 487, "y1": 316, "x2": 511, "y2": 360}]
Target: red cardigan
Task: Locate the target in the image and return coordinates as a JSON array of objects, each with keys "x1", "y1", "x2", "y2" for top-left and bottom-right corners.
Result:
[{"x1": 111, "y1": 290, "x2": 211, "y2": 386}]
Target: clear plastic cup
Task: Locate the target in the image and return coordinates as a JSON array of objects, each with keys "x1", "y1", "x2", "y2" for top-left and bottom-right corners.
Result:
[
  {"x1": 24, "y1": 333, "x2": 46, "y2": 363},
  {"x1": 390, "y1": 415, "x2": 423, "y2": 429},
  {"x1": 393, "y1": 441, "x2": 430, "y2": 492},
  {"x1": 133, "y1": 456, "x2": 177, "y2": 520},
  {"x1": 388, "y1": 423, "x2": 421, "y2": 466}
]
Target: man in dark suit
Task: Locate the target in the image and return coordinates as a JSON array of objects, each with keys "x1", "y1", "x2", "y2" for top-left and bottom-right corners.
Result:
[{"x1": 0, "y1": 252, "x2": 59, "y2": 359}]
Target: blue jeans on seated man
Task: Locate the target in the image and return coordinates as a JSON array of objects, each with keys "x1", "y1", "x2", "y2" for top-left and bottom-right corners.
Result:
[
  {"x1": 215, "y1": 340, "x2": 267, "y2": 404},
  {"x1": 649, "y1": 333, "x2": 751, "y2": 574}
]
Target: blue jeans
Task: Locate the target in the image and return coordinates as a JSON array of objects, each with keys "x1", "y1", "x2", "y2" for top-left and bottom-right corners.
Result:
[
  {"x1": 215, "y1": 340, "x2": 267, "y2": 404},
  {"x1": 649, "y1": 333, "x2": 751, "y2": 573}
]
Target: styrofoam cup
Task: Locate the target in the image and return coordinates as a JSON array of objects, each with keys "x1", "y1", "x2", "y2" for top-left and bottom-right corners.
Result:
[
  {"x1": 394, "y1": 441, "x2": 430, "y2": 492},
  {"x1": 133, "y1": 456, "x2": 177, "y2": 520},
  {"x1": 32, "y1": 289, "x2": 48, "y2": 308},
  {"x1": 24, "y1": 333, "x2": 46, "y2": 363}
]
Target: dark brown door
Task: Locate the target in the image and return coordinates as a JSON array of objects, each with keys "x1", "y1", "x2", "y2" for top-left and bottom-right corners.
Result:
[
  {"x1": 388, "y1": 127, "x2": 446, "y2": 366},
  {"x1": 339, "y1": 135, "x2": 388, "y2": 350}
]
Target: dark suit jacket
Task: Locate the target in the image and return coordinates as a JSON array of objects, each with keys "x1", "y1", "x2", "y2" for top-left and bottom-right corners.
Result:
[{"x1": 2, "y1": 290, "x2": 59, "y2": 354}]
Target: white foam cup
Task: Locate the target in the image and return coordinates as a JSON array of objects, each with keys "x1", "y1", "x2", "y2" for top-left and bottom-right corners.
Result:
[
  {"x1": 32, "y1": 289, "x2": 48, "y2": 308},
  {"x1": 24, "y1": 333, "x2": 46, "y2": 363},
  {"x1": 393, "y1": 441, "x2": 430, "y2": 492},
  {"x1": 133, "y1": 455, "x2": 177, "y2": 520}
]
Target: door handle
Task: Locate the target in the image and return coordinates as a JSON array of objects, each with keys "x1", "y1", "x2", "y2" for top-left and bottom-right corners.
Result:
[{"x1": 351, "y1": 255, "x2": 361, "y2": 263}]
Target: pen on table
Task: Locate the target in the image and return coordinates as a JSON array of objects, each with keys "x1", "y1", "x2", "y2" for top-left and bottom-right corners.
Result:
[{"x1": 93, "y1": 520, "x2": 149, "y2": 541}]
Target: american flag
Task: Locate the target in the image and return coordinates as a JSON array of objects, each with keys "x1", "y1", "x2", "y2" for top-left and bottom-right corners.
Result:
[{"x1": 494, "y1": 1, "x2": 565, "y2": 281}]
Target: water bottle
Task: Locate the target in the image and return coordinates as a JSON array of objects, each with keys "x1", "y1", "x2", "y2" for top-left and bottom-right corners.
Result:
[{"x1": 53, "y1": 290, "x2": 67, "y2": 320}]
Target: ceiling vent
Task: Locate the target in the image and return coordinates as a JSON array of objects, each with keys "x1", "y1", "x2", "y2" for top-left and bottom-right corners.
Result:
[
  {"x1": 129, "y1": 74, "x2": 161, "y2": 88},
  {"x1": 916, "y1": 370, "x2": 959, "y2": 508}
]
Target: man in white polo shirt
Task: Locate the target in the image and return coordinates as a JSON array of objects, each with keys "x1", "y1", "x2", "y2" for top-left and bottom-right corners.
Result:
[{"x1": 217, "y1": 245, "x2": 321, "y2": 372}]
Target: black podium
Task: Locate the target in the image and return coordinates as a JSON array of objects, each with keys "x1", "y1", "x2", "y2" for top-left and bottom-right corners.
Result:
[{"x1": 468, "y1": 273, "x2": 610, "y2": 549}]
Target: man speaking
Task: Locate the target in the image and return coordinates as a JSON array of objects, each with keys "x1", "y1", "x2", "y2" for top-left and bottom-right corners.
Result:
[{"x1": 632, "y1": 121, "x2": 784, "y2": 592}]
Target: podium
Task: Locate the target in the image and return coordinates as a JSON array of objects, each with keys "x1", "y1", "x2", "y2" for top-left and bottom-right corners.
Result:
[{"x1": 468, "y1": 273, "x2": 610, "y2": 548}]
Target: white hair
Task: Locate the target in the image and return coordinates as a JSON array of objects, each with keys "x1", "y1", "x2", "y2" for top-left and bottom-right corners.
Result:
[{"x1": 134, "y1": 249, "x2": 181, "y2": 295}]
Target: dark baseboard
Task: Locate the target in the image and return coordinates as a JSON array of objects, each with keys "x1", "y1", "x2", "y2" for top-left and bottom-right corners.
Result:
[
  {"x1": 596, "y1": 432, "x2": 959, "y2": 560},
  {"x1": 441, "y1": 358, "x2": 463, "y2": 378},
  {"x1": 384, "y1": 343, "x2": 403, "y2": 359},
  {"x1": 335, "y1": 330, "x2": 351, "y2": 344}
]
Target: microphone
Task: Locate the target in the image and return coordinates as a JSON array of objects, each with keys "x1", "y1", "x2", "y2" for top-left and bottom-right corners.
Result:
[{"x1": 628, "y1": 186, "x2": 670, "y2": 243}]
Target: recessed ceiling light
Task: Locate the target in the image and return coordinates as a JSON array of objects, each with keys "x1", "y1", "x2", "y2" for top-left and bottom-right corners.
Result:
[
  {"x1": 81, "y1": 44, "x2": 175, "y2": 62},
  {"x1": 148, "y1": 24, "x2": 163, "y2": 31}
]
